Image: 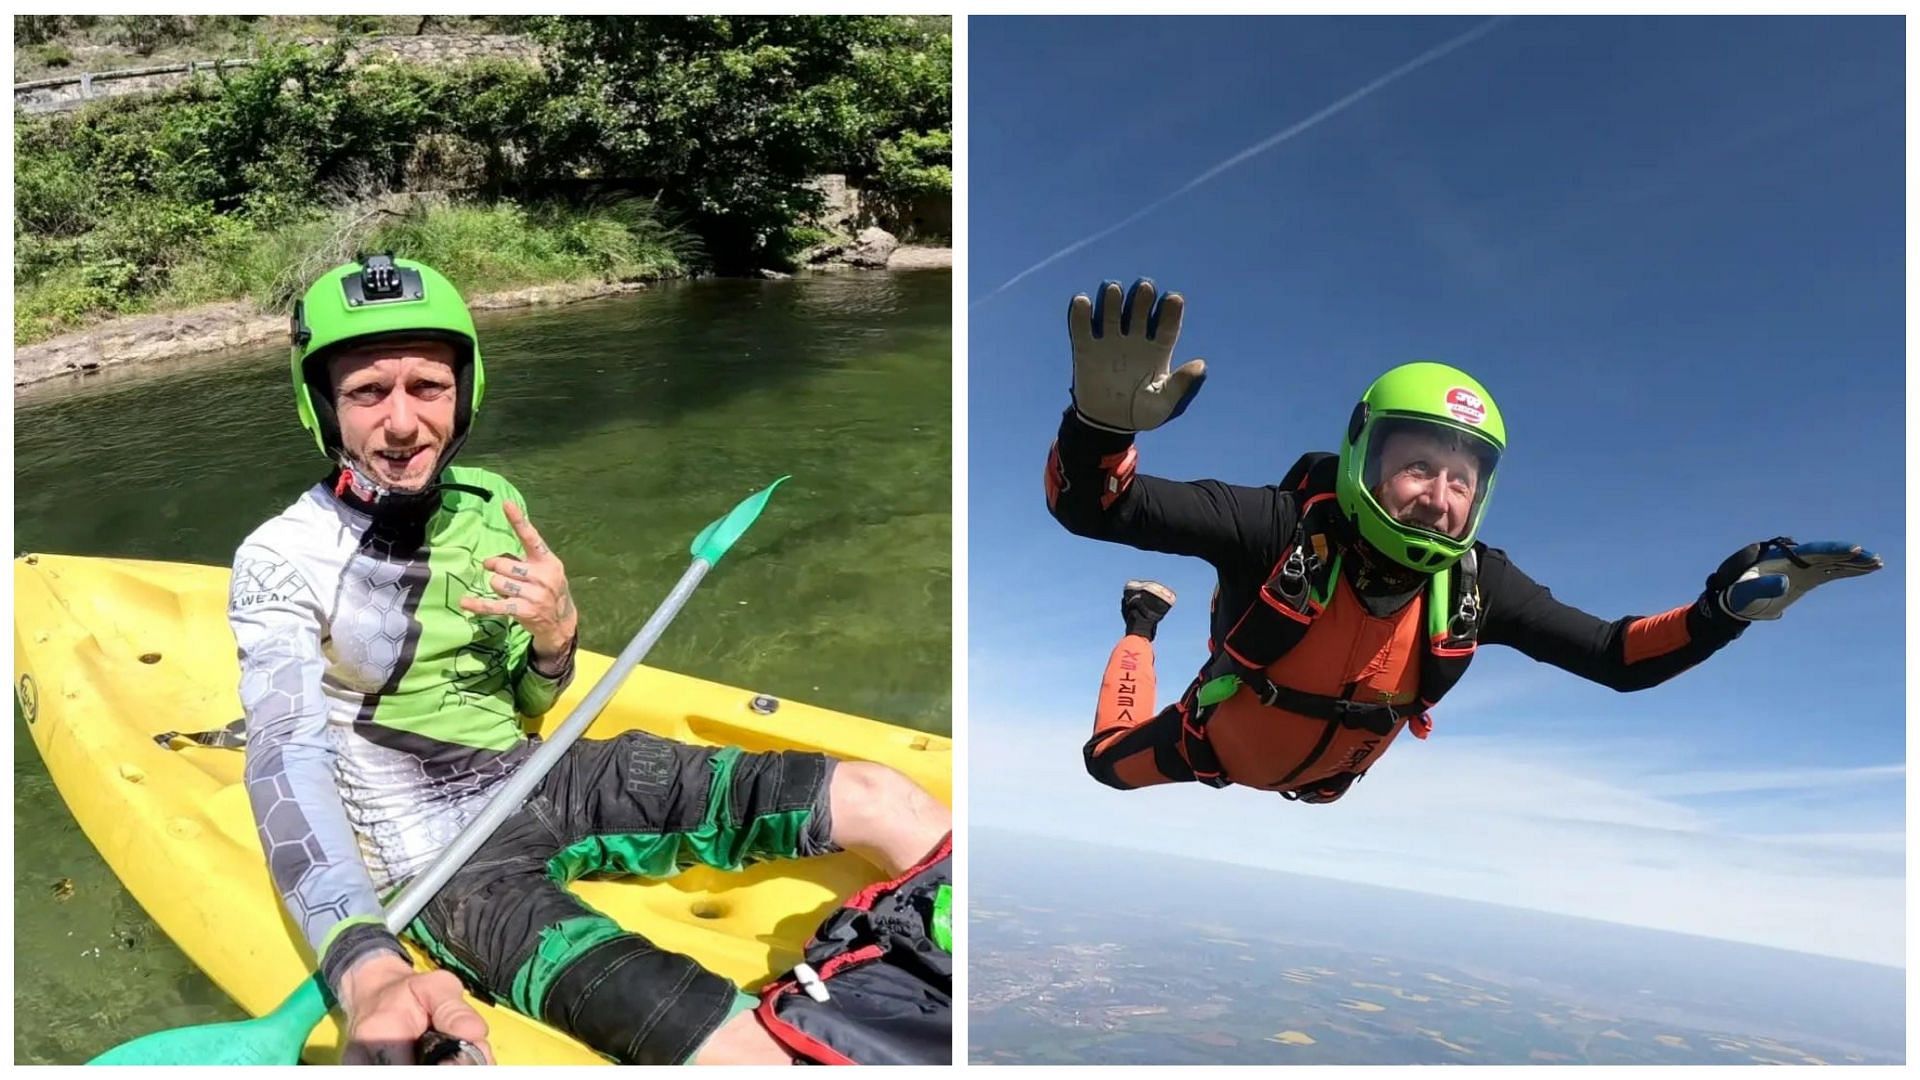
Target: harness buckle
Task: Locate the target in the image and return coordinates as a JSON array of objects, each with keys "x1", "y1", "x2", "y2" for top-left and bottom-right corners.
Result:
[
  {"x1": 1449, "y1": 589, "x2": 1481, "y2": 639},
  {"x1": 1275, "y1": 547, "x2": 1311, "y2": 604},
  {"x1": 1255, "y1": 678, "x2": 1283, "y2": 709},
  {"x1": 1332, "y1": 698, "x2": 1398, "y2": 736},
  {"x1": 1282, "y1": 546, "x2": 1309, "y2": 582}
]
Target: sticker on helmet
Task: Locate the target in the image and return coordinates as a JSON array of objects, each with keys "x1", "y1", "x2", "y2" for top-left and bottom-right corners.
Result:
[{"x1": 1445, "y1": 387, "x2": 1485, "y2": 426}]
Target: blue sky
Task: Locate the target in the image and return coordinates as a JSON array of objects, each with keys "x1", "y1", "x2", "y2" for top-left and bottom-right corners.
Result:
[{"x1": 967, "y1": 16, "x2": 1904, "y2": 966}]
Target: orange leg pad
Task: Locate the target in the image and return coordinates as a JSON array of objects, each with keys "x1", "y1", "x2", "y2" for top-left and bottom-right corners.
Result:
[{"x1": 1092, "y1": 634, "x2": 1158, "y2": 747}]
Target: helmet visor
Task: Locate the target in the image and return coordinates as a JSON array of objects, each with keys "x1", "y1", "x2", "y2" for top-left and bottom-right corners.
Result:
[{"x1": 1362, "y1": 414, "x2": 1502, "y2": 542}]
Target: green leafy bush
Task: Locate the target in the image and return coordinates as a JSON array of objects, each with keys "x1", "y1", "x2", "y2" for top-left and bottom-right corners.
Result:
[
  {"x1": 12, "y1": 17, "x2": 946, "y2": 342},
  {"x1": 874, "y1": 130, "x2": 952, "y2": 197},
  {"x1": 523, "y1": 15, "x2": 951, "y2": 268},
  {"x1": 29, "y1": 42, "x2": 74, "y2": 69},
  {"x1": 106, "y1": 15, "x2": 194, "y2": 57},
  {"x1": 15, "y1": 15, "x2": 100, "y2": 47}
]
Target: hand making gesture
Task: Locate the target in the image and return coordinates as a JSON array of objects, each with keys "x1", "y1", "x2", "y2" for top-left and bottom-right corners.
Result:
[{"x1": 460, "y1": 500, "x2": 579, "y2": 668}]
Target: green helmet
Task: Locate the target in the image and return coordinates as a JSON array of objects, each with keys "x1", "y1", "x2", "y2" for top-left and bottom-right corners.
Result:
[
  {"x1": 289, "y1": 254, "x2": 486, "y2": 463},
  {"x1": 1335, "y1": 361, "x2": 1506, "y2": 573}
]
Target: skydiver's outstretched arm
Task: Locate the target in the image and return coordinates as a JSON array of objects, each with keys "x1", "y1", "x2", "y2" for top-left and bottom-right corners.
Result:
[
  {"x1": 1477, "y1": 546, "x2": 1748, "y2": 691},
  {"x1": 1045, "y1": 408, "x2": 1293, "y2": 569},
  {"x1": 1479, "y1": 538, "x2": 1881, "y2": 691}
]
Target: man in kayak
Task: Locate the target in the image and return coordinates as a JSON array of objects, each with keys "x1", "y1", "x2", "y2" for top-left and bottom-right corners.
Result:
[
  {"x1": 1046, "y1": 278, "x2": 1882, "y2": 801},
  {"x1": 229, "y1": 255, "x2": 949, "y2": 1064}
]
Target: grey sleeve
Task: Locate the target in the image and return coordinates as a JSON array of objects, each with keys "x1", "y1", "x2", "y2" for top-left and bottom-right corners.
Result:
[{"x1": 229, "y1": 544, "x2": 405, "y2": 986}]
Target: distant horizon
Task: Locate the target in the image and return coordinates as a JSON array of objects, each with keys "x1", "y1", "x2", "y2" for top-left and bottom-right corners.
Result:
[
  {"x1": 973, "y1": 825, "x2": 1905, "y2": 974},
  {"x1": 972, "y1": 825, "x2": 1906, "y2": 1063}
]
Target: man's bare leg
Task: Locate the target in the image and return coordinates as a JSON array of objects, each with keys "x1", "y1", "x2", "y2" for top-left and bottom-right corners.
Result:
[
  {"x1": 826, "y1": 760, "x2": 951, "y2": 876},
  {"x1": 692, "y1": 1010, "x2": 794, "y2": 1065}
]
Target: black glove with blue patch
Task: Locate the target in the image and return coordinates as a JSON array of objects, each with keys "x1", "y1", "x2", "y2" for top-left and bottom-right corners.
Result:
[{"x1": 1709, "y1": 538, "x2": 1883, "y2": 622}]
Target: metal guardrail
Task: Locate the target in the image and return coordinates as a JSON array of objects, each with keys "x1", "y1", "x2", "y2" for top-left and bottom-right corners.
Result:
[
  {"x1": 14, "y1": 57, "x2": 253, "y2": 92},
  {"x1": 14, "y1": 57, "x2": 256, "y2": 114},
  {"x1": 16, "y1": 36, "x2": 539, "y2": 115}
]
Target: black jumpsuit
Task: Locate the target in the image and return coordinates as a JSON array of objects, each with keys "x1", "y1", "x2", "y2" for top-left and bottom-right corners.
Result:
[{"x1": 1045, "y1": 408, "x2": 1749, "y2": 795}]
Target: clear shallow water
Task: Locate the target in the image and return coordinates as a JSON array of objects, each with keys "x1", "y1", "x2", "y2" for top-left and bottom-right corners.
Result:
[{"x1": 12, "y1": 271, "x2": 952, "y2": 1062}]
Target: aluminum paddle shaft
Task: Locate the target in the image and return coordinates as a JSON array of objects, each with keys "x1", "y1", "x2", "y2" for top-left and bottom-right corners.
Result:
[
  {"x1": 382, "y1": 474, "x2": 785, "y2": 931},
  {"x1": 381, "y1": 555, "x2": 711, "y2": 931}
]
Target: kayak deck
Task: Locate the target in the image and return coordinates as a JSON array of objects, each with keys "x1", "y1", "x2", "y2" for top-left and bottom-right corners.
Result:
[{"x1": 14, "y1": 553, "x2": 951, "y2": 1064}]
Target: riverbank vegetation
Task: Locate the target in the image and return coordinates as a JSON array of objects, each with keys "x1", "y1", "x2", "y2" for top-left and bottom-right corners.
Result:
[{"x1": 13, "y1": 15, "x2": 952, "y2": 345}]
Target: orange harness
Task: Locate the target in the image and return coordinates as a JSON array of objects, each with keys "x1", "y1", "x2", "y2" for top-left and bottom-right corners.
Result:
[{"x1": 1175, "y1": 454, "x2": 1482, "y2": 801}]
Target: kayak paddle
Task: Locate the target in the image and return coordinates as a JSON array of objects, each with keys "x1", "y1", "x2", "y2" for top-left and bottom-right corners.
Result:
[{"x1": 90, "y1": 476, "x2": 790, "y2": 1065}]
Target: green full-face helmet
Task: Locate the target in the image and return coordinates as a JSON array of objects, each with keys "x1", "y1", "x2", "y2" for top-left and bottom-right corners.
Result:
[
  {"x1": 289, "y1": 254, "x2": 486, "y2": 464},
  {"x1": 1336, "y1": 361, "x2": 1506, "y2": 573}
]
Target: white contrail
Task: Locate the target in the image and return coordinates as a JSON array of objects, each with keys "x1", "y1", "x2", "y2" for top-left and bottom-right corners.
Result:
[{"x1": 972, "y1": 16, "x2": 1513, "y2": 308}]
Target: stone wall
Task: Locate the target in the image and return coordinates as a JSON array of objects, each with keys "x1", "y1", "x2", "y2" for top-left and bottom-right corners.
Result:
[
  {"x1": 866, "y1": 191, "x2": 951, "y2": 243},
  {"x1": 807, "y1": 173, "x2": 950, "y2": 244},
  {"x1": 808, "y1": 174, "x2": 865, "y2": 236},
  {"x1": 316, "y1": 33, "x2": 543, "y2": 68}
]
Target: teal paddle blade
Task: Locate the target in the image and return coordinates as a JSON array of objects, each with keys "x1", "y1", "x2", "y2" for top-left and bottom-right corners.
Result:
[
  {"x1": 690, "y1": 475, "x2": 789, "y2": 566},
  {"x1": 90, "y1": 976, "x2": 329, "y2": 1065}
]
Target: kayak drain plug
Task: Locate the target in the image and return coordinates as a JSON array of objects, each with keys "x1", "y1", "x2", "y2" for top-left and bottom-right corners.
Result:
[{"x1": 750, "y1": 695, "x2": 780, "y2": 715}]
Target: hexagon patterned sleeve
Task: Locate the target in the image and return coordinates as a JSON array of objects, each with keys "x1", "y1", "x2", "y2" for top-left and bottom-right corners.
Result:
[{"x1": 228, "y1": 541, "x2": 405, "y2": 985}]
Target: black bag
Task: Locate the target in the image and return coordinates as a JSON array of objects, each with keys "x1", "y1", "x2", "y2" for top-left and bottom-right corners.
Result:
[{"x1": 755, "y1": 833, "x2": 953, "y2": 1064}]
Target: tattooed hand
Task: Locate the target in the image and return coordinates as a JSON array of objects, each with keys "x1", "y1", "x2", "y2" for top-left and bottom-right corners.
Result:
[
  {"x1": 339, "y1": 955, "x2": 494, "y2": 1065},
  {"x1": 459, "y1": 500, "x2": 579, "y2": 668}
]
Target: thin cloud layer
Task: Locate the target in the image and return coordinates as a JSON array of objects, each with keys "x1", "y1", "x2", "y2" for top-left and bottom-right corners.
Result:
[{"x1": 971, "y1": 709, "x2": 1904, "y2": 966}]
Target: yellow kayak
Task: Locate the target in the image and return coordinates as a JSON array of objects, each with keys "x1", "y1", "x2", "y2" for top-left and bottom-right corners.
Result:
[{"x1": 13, "y1": 553, "x2": 952, "y2": 1064}]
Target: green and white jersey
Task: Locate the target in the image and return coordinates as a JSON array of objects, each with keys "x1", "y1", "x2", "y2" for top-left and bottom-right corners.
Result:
[{"x1": 228, "y1": 466, "x2": 573, "y2": 956}]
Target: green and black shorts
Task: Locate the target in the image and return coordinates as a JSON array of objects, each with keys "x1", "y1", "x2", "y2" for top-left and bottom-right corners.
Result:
[{"x1": 407, "y1": 730, "x2": 838, "y2": 1064}]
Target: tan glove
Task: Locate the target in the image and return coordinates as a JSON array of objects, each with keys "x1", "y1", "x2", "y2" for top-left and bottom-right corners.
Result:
[{"x1": 1068, "y1": 278, "x2": 1208, "y2": 432}]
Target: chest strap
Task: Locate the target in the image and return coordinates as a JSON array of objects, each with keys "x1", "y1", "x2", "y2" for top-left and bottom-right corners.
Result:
[{"x1": 1244, "y1": 677, "x2": 1403, "y2": 737}]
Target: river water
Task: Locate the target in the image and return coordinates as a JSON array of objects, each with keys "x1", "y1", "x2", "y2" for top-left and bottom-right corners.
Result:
[{"x1": 11, "y1": 271, "x2": 952, "y2": 1063}]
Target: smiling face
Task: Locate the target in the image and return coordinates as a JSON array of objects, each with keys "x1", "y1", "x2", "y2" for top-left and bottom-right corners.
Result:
[
  {"x1": 328, "y1": 340, "x2": 459, "y2": 493},
  {"x1": 1371, "y1": 428, "x2": 1483, "y2": 540}
]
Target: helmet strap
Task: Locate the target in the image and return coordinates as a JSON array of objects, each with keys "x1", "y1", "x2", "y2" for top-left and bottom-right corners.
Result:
[
  {"x1": 328, "y1": 438, "x2": 493, "y2": 521},
  {"x1": 329, "y1": 457, "x2": 439, "y2": 519}
]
